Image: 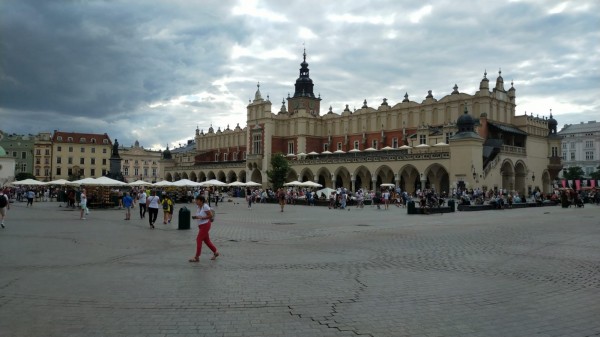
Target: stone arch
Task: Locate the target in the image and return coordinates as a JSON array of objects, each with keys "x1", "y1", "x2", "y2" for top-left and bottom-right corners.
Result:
[
  {"x1": 334, "y1": 166, "x2": 351, "y2": 189},
  {"x1": 500, "y1": 159, "x2": 515, "y2": 192},
  {"x1": 217, "y1": 170, "x2": 226, "y2": 182},
  {"x1": 286, "y1": 168, "x2": 298, "y2": 182},
  {"x1": 174, "y1": 172, "x2": 181, "y2": 181},
  {"x1": 181, "y1": 172, "x2": 189, "y2": 179},
  {"x1": 316, "y1": 167, "x2": 333, "y2": 188},
  {"x1": 207, "y1": 171, "x2": 216, "y2": 180},
  {"x1": 165, "y1": 173, "x2": 173, "y2": 182},
  {"x1": 353, "y1": 165, "x2": 373, "y2": 191},
  {"x1": 299, "y1": 167, "x2": 315, "y2": 182},
  {"x1": 541, "y1": 170, "x2": 551, "y2": 194},
  {"x1": 238, "y1": 170, "x2": 247, "y2": 183},
  {"x1": 227, "y1": 170, "x2": 238, "y2": 183},
  {"x1": 514, "y1": 160, "x2": 527, "y2": 196},
  {"x1": 423, "y1": 163, "x2": 450, "y2": 194},
  {"x1": 374, "y1": 165, "x2": 395, "y2": 188},
  {"x1": 189, "y1": 171, "x2": 197, "y2": 182},
  {"x1": 398, "y1": 164, "x2": 420, "y2": 194},
  {"x1": 250, "y1": 169, "x2": 262, "y2": 185},
  {"x1": 198, "y1": 172, "x2": 207, "y2": 182}
]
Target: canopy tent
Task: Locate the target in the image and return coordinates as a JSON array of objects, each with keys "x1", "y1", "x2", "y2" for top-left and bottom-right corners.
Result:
[
  {"x1": 299, "y1": 181, "x2": 322, "y2": 188},
  {"x1": 307, "y1": 151, "x2": 319, "y2": 156},
  {"x1": 348, "y1": 148, "x2": 361, "y2": 153},
  {"x1": 364, "y1": 147, "x2": 377, "y2": 152},
  {"x1": 316, "y1": 187, "x2": 336, "y2": 198},
  {"x1": 67, "y1": 177, "x2": 98, "y2": 186},
  {"x1": 153, "y1": 180, "x2": 174, "y2": 187},
  {"x1": 9, "y1": 178, "x2": 46, "y2": 186},
  {"x1": 45, "y1": 179, "x2": 70, "y2": 186},
  {"x1": 380, "y1": 183, "x2": 396, "y2": 188},
  {"x1": 244, "y1": 181, "x2": 262, "y2": 187},
  {"x1": 381, "y1": 146, "x2": 394, "y2": 150},
  {"x1": 227, "y1": 181, "x2": 247, "y2": 187},
  {"x1": 200, "y1": 179, "x2": 227, "y2": 187},
  {"x1": 321, "y1": 150, "x2": 332, "y2": 154},
  {"x1": 172, "y1": 179, "x2": 203, "y2": 187},
  {"x1": 128, "y1": 180, "x2": 153, "y2": 187},
  {"x1": 333, "y1": 149, "x2": 345, "y2": 154},
  {"x1": 93, "y1": 176, "x2": 128, "y2": 186},
  {"x1": 399, "y1": 145, "x2": 412, "y2": 150},
  {"x1": 283, "y1": 180, "x2": 303, "y2": 186},
  {"x1": 415, "y1": 144, "x2": 430, "y2": 148},
  {"x1": 433, "y1": 142, "x2": 449, "y2": 147}
]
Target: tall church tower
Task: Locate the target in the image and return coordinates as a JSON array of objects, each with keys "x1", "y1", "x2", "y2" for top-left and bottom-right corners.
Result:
[{"x1": 287, "y1": 49, "x2": 321, "y2": 116}]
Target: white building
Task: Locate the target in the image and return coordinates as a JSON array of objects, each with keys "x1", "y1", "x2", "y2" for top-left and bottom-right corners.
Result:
[
  {"x1": 0, "y1": 145, "x2": 16, "y2": 187},
  {"x1": 558, "y1": 121, "x2": 600, "y2": 177}
]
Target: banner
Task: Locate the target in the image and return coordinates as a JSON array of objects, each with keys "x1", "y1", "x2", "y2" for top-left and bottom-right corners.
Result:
[
  {"x1": 575, "y1": 180, "x2": 581, "y2": 190},
  {"x1": 561, "y1": 179, "x2": 566, "y2": 188},
  {"x1": 591, "y1": 180, "x2": 596, "y2": 188}
]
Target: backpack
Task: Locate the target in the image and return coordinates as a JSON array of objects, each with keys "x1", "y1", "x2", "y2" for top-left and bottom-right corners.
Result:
[{"x1": 0, "y1": 195, "x2": 7, "y2": 208}]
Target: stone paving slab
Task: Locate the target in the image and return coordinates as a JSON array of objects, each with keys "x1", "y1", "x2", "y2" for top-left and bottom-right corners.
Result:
[{"x1": 1, "y1": 199, "x2": 599, "y2": 336}]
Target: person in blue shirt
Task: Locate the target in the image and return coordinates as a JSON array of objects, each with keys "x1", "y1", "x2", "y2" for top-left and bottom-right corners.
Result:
[{"x1": 123, "y1": 192, "x2": 134, "y2": 220}]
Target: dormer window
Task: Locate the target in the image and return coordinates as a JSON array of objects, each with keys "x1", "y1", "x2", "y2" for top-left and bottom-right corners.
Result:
[
  {"x1": 91, "y1": 138, "x2": 96, "y2": 144},
  {"x1": 103, "y1": 139, "x2": 109, "y2": 144},
  {"x1": 57, "y1": 136, "x2": 63, "y2": 141},
  {"x1": 80, "y1": 137, "x2": 86, "y2": 143},
  {"x1": 67, "y1": 137, "x2": 73, "y2": 142}
]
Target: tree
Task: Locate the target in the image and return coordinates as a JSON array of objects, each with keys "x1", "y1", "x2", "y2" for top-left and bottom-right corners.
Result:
[
  {"x1": 590, "y1": 165, "x2": 600, "y2": 180},
  {"x1": 15, "y1": 172, "x2": 36, "y2": 181},
  {"x1": 267, "y1": 153, "x2": 290, "y2": 190},
  {"x1": 562, "y1": 166, "x2": 585, "y2": 180}
]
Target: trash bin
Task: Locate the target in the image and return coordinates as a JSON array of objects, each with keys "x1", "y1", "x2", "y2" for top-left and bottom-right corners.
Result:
[
  {"x1": 447, "y1": 199, "x2": 455, "y2": 212},
  {"x1": 407, "y1": 200, "x2": 416, "y2": 214},
  {"x1": 178, "y1": 206, "x2": 191, "y2": 230}
]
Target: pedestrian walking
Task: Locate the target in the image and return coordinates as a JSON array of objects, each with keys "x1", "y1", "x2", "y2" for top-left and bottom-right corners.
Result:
[
  {"x1": 138, "y1": 190, "x2": 147, "y2": 219},
  {"x1": 123, "y1": 192, "x2": 133, "y2": 220},
  {"x1": 26, "y1": 189, "x2": 35, "y2": 207},
  {"x1": 79, "y1": 188, "x2": 89, "y2": 220},
  {"x1": 277, "y1": 188, "x2": 286, "y2": 212},
  {"x1": 189, "y1": 195, "x2": 219, "y2": 262},
  {"x1": 146, "y1": 191, "x2": 160, "y2": 229},
  {"x1": 0, "y1": 190, "x2": 10, "y2": 228},
  {"x1": 161, "y1": 194, "x2": 173, "y2": 224}
]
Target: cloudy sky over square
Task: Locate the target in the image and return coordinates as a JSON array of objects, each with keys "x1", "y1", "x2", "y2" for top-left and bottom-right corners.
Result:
[{"x1": 1, "y1": 0, "x2": 598, "y2": 150}]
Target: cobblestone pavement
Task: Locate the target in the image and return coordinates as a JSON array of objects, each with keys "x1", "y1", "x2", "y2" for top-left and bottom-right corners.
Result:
[{"x1": 1, "y1": 199, "x2": 599, "y2": 337}]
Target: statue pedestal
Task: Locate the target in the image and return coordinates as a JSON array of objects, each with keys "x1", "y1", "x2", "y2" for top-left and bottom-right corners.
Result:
[{"x1": 110, "y1": 156, "x2": 122, "y2": 178}]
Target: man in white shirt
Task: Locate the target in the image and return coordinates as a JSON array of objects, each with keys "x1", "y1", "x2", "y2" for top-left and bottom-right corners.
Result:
[{"x1": 138, "y1": 191, "x2": 147, "y2": 219}]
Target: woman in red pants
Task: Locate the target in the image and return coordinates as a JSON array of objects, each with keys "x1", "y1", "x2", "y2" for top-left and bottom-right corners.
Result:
[{"x1": 189, "y1": 195, "x2": 219, "y2": 262}]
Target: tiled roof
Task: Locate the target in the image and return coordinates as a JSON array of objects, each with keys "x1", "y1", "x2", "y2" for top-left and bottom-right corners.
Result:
[
  {"x1": 558, "y1": 121, "x2": 600, "y2": 135},
  {"x1": 52, "y1": 131, "x2": 112, "y2": 144}
]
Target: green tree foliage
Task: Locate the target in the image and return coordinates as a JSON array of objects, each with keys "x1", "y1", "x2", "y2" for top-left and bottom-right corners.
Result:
[
  {"x1": 15, "y1": 172, "x2": 36, "y2": 181},
  {"x1": 267, "y1": 153, "x2": 290, "y2": 190},
  {"x1": 590, "y1": 165, "x2": 600, "y2": 180},
  {"x1": 562, "y1": 166, "x2": 585, "y2": 180}
]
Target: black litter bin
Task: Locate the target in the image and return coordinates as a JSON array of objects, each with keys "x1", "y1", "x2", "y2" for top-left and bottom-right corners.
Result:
[
  {"x1": 407, "y1": 200, "x2": 416, "y2": 214},
  {"x1": 447, "y1": 199, "x2": 455, "y2": 212},
  {"x1": 178, "y1": 207, "x2": 191, "y2": 230}
]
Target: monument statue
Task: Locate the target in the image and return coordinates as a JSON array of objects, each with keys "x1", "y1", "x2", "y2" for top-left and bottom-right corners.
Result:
[{"x1": 112, "y1": 139, "x2": 119, "y2": 157}]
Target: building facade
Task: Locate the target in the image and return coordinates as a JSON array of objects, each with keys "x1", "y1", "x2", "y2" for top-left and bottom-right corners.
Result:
[
  {"x1": 51, "y1": 131, "x2": 112, "y2": 180},
  {"x1": 33, "y1": 132, "x2": 53, "y2": 181},
  {"x1": 0, "y1": 145, "x2": 17, "y2": 187},
  {"x1": 0, "y1": 131, "x2": 35, "y2": 176},
  {"x1": 119, "y1": 140, "x2": 162, "y2": 182},
  {"x1": 558, "y1": 121, "x2": 600, "y2": 177},
  {"x1": 163, "y1": 51, "x2": 563, "y2": 196}
]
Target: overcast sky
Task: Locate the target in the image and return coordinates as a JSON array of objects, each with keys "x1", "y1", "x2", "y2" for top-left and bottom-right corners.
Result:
[{"x1": 1, "y1": 0, "x2": 598, "y2": 150}]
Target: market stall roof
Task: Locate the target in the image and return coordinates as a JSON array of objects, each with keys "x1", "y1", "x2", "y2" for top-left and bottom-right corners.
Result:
[{"x1": 9, "y1": 178, "x2": 46, "y2": 186}]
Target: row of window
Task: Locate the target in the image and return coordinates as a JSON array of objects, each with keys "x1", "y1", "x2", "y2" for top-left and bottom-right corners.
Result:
[
  {"x1": 123, "y1": 160, "x2": 158, "y2": 165},
  {"x1": 562, "y1": 140, "x2": 595, "y2": 149},
  {"x1": 214, "y1": 152, "x2": 245, "y2": 162},
  {"x1": 123, "y1": 167, "x2": 158, "y2": 177},
  {"x1": 55, "y1": 167, "x2": 107, "y2": 176},
  {"x1": 11, "y1": 151, "x2": 27, "y2": 159},
  {"x1": 562, "y1": 151, "x2": 595, "y2": 160},
  {"x1": 35, "y1": 149, "x2": 51, "y2": 155},
  {"x1": 56, "y1": 146, "x2": 107, "y2": 154},
  {"x1": 55, "y1": 136, "x2": 109, "y2": 144},
  {"x1": 56, "y1": 157, "x2": 107, "y2": 165}
]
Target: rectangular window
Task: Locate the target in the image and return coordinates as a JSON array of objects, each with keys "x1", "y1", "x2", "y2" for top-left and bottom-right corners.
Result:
[
  {"x1": 68, "y1": 157, "x2": 73, "y2": 164},
  {"x1": 354, "y1": 141, "x2": 359, "y2": 150},
  {"x1": 233, "y1": 152, "x2": 238, "y2": 161},
  {"x1": 35, "y1": 168, "x2": 40, "y2": 176},
  {"x1": 252, "y1": 134, "x2": 262, "y2": 154},
  {"x1": 144, "y1": 168, "x2": 148, "y2": 176},
  {"x1": 91, "y1": 169, "x2": 95, "y2": 176},
  {"x1": 102, "y1": 159, "x2": 106, "y2": 165},
  {"x1": 80, "y1": 158, "x2": 84, "y2": 165},
  {"x1": 585, "y1": 140, "x2": 593, "y2": 148},
  {"x1": 36, "y1": 149, "x2": 41, "y2": 155},
  {"x1": 551, "y1": 146, "x2": 558, "y2": 157},
  {"x1": 45, "y1": 149, "x2": 50, "y2": 155},
  {"x1": 57, "y1": 157, "x2": 62, "y2": 164},
  {"x1": 323, "y1": 143, "x2": 329, "y2": 151},
  {"x1": 562, "y1": 152, "x2": 566, "y2": 160},
  {"x1": 21, "y1": 163, "x2": 26, "y2": 172},
  {"x1": 372, "y1": 140, "x2": 378, "y2": 149},
  {"x1": 585, "y1": 151, "x2": 594, "y2": 160},
  {"x1": 445, "y1": 132, "x2": 453, "y2": 144},
  {"x1": 124, "y1": 167, "x2": 129, "y2": 176},
  {"x1": 562, "y1": 143, "x2": 566, "y2": 149},
  {"x1": 288, "y1": 141, "x2": 295, "y2": 154},
  {"x1": 12, "y1": 151, "x2": 16, "y2": 157},
  {"x1": 56, "y1": 167, "x2": 61, "y2": 175},
  {"x1": 570, "y1": 143, "x2": 575, "y2": 149},
  {"x1": 68, "y1": 168, "x2": 73, "y2": 176},
  {"x1": 570, "y1": 152, "x2": 575, "y2": 160},
  {"x1": 134, "y1": 168, "x2": 139, "y2": 176},
  {"x1": 91, "y1": 158, "x2": 96, "y2": 165},
  {"x1": 21, "y1": 151, "x2": 26, "y2": 159},
  {"x1": 81, "y1": 147, "x2": 85, "y2": 153},
  {"x1": 392, "y1": 138, "x2": 399, "y2": 148},
  {"x1": 36, "y1": 158, "x2": 40, "y2": 165},
  {"x1": 44, "y1": 158, "x2": 49, "y2": 165},
  {"x1": 91, "y1": 148, "x2": 95, "y2": 153},
  {"x1": 68, "y1": 146, "x2": 73, "y2": 152},
  {"x1": 224, "y1": 153, "x2": 228, "y2": 161},
  {"x1": 214, "y1": 153, "x2": 219, "y2": 162},
  {"x1": 152, "y1": 168, "x2": 157, "y2": 176},
  {"x1": 103, "y1": 148, "x2": 107, "y2": 154},
  {"x1": 57, "y1": 146, "x2": 62, "y2": 152},
  {"x1": 419, "y1": 135, "x2": 426, "y2": 145},
  {"x1": 44, "y1": 168, "x2": 50, "y2": 176},
  {"x1": 337, "y1": 142, "x2": 342, "y2": 151}
]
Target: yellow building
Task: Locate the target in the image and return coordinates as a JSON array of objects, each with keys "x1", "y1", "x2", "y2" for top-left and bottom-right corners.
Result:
[
  {"x1": 51, "y1": 131, "x2": 112, "y2": 180},
  {"x1": 33, "y1": 132, "x2": 53, "y2": 181}
]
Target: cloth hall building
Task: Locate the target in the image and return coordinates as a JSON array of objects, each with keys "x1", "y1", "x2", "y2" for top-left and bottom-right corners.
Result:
[{"x1": 162, "y1": 52, "x2": 563, "y2": 196}]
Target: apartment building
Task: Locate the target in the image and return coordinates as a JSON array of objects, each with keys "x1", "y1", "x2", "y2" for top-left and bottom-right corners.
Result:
[{"x1": 51, "y1": 131, "x2": 112, "y2": 179}]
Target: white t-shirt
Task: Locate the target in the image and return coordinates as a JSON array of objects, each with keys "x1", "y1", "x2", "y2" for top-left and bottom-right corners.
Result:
[
  {"x1": 80, "y1": 193, "x2": 87, "y2": 206},
  {"x1": 195, "y1": 204, "x2": 211, "y2": 225},
  {"x1": 147, "y1": 195, "x2": 161, "y2": 209},
  {"x1": 138, "y1": 192, "x2": 147, "y2": 204}
]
